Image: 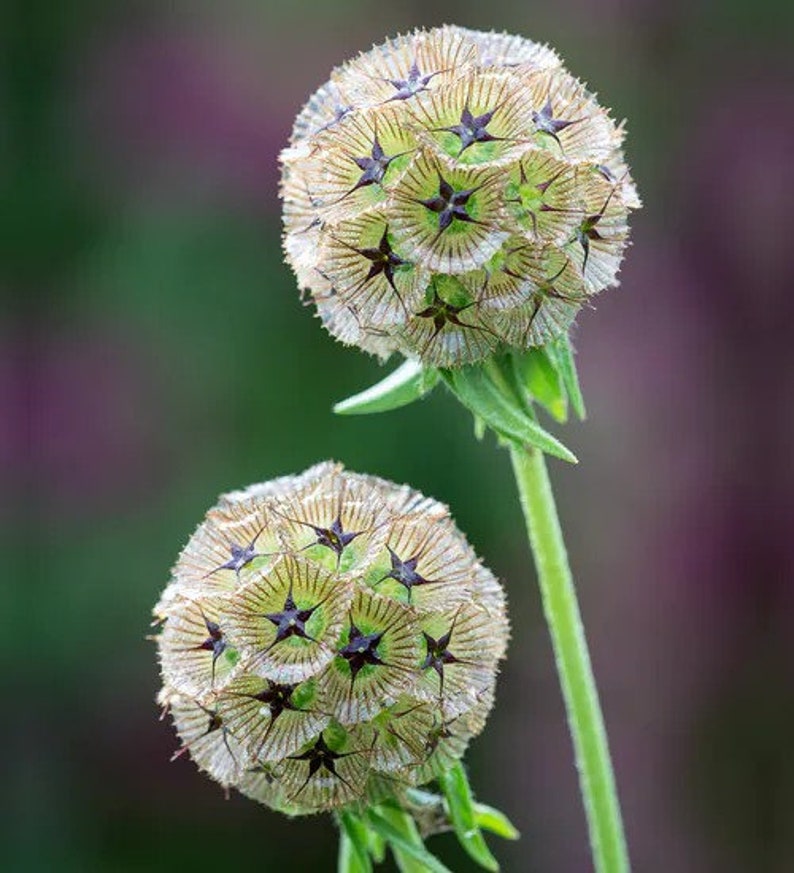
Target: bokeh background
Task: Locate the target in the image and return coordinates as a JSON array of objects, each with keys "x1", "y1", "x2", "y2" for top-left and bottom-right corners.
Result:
[{"x1": 5, "y1": 0, "x2": 794, "y2": 870}]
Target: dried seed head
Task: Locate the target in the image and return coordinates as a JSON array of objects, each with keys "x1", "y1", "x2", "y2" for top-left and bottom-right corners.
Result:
[
  {"x1": 281, "y1": 26, "x2": 640, "y2": 367},
  {"x1": 154, "y1": 462, "x2": 509, "y2": 814}
]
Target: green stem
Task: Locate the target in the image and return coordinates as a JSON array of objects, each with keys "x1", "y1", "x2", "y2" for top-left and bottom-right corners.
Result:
[{"x1": 510, "y1": 445, "x2": 630, "y2": 873}]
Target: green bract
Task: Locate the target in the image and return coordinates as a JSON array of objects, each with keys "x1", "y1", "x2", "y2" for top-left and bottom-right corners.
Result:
[
  {"x1": 154, "y1": 462, "x2": 508, "y2": 814},
  {"x1": 281, "y1": 26, "x2": 640, "y2": 367}
]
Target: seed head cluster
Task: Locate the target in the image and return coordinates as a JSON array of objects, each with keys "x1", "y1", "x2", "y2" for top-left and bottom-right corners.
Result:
[
  {"x1": 281, "y1": 26, "x2": 640, "y2": 367},
  {"x1": 154, "y1": 463, "x2": 508, "y2": 813}
]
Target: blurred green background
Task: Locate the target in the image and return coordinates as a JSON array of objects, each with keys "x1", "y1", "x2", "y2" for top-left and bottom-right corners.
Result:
[{"x1": 5, "y1": 0, "x2": 794, "y2": 870}]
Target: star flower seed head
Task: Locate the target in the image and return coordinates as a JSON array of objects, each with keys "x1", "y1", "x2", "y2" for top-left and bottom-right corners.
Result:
[
  {"x1": 281, "y1": 26, "x2": 640, "y2": 367},
  {"x1": 154, "y1": 462, "x2": 509, "y2": 814}
]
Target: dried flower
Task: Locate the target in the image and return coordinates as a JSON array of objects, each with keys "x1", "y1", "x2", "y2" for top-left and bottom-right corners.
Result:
[
  {"x1": 280, "y1": 26, "x2": 640, "y2": 367},
  {"x1": 154, "y1": 462, "x2": 508, "y2": 813}
]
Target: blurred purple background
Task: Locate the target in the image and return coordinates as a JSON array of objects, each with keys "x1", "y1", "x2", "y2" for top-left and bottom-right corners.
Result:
[{"x1": 5, "y1": 1, "x2": 794, "y2": 870}]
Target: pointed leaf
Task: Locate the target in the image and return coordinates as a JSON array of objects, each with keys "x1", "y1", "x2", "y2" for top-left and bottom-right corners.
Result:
[
  {"x1": 553, "y1": 334, "x2": 586, "y2": 420},
  {"x1": 404, "y1": 787, "x2": 519, "y2": 842},
  {"x1": 366, "y1": 809, "x2": 452, "y2": 873},
  {"x1": 334, "y1": 359, "x2": 439, "y2": 415},
  {"x1": 367, "y1": 829, "x2": 386, "y2": 864},
  {"x1": 438, "y1": 763, "x2": 500, "y2": 871},
  {"x1": 442, "y1": 366, "x2": 578, "y2": 464},
  {"x1": 338, "y1": 811, "x2": 373, "y2": 873},
  {"x1": 473, "y1": 804, "x2": 520, "y2": 841},
  {"x1": 514, "y1": 348, "x2": 568, "y2": 423},
  {"x1": 338, "y1": 830, "x2": 370, "y2": 873}
]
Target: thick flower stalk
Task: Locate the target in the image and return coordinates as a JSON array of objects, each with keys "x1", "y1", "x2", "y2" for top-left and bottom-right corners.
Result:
[
  {"x1": 281, "y1": 26, "x2": 640, "y2": 367},
  {"x1": 154, "y1": 462, "x2": 508, "y2": 818}
]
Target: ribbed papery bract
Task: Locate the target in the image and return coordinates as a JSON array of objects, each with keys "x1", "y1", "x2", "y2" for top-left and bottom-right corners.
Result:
[
  {"x1": 317, "y1": 588, "x2": 420, "y2": 723},
  {"x1": 315, "y1": 293, "x2": 395, "y2": 358},
  {"x1": 400, "y1": 273, "x2": 505, "y2": 366},
  {"x1": 221, "y1": 555, "x2": 353, "y2": 684},
  {"x1": 339, "y1": 27, "x2": 478, "y2": 109},
  {"x1": 411, "y1": 705, "x2": 475, "y2": 784},
  {"x1": 168, "y1": 499, "x2": 283, "y2": 600},
  {"x1": 270, "y1": 468, "x2": 392, "y2": 574},
  {"x1": 461, "y1": 238, "x2": 539, "y2": 313},
  {"x1": 155, "y1": 463, "x2": 507, "y2": 814},
  {"x1": 414, "y1": 603, "x2": 501, "y2": 717},
  {"x1": 280, "y1": 26, "x2": 640, "y2": 366},
  {"x1": 290, "y1": 78, "x2": 356, "y2": 146},
  {"x1": 506, "y1": 150, "x2": 583, "y2": 245},
  {"x1": 237, "y1": 764, "x2": 288, "y2": 811},
  {"x1": 495, "y1": 247, "x2": 586, "y2": 348},
  {"x1": 390, "y1": 152, "x2": 510, "y2": 274},
  {"x1": 470, "y1": 566, "x2": 510, "y2": 661},
  {"x1": 456, "y1": 27, "x2": 561, "y2": 71},
  {"x1": 367, "y1": 700, "x2": 437, "y2": 772},
  {"x1": 524, "y1": 69, "x2": 620, "y2": 163},
  {"x1": 319, "y1": 209, "x2": 427, "y2": 330},
  {"x1": 309, "y1": 104, "x2": 418, "y2": 222},
  {"x1": 167, "y1": 691, "x2": 245, "y2": 788},
  {"x1": 363, "y1": 513, "x2": 478, "y2": 611},
  {"x1": 408, "y1": 71, "x2": 535, "y2": 167},
  {"x1": 215, "y1": 673, "x2": 329, "y2": 763},
  {"x1": 275, "y1": 725, "x2": 372, "y2": 810},
  {"x1": 157, "y1": 594, "x2": 240, "y2": 699}
]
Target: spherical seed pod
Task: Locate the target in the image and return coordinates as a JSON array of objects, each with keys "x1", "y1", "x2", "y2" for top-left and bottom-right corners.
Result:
[
  {"x1": 280, "y1": 26, "x2": 640, "y2": 367},
  {"x1": 154, "y1": 462, "x2": 509, "y2": 814}
]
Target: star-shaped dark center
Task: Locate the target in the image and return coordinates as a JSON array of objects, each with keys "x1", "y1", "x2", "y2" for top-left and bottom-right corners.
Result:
[
  {"x1": 311, "y1": 516, "x2": 363, "y2": 558},
  {"x1": 338, "y1": 622, "x2": 385, "y2": 682},
  {"x1": 195, "y1": 616, "x2": 227, "y2": 685},
  {"x1": 249, "y1": 680, "x2": 300, "y2": 721},
  {"x1": 289, "y1": 733, "x2": 355, "y2": 792},
  {"x1": 197, "y1": 616, "x2": 226, "y2": 656},
  {"x1": 532, "y1": 99, "x2": 579, "y2": 147},
  {"x1": 358, "y1": 228, "x2": 408, "y2": 294},
  {"x1": 421, "y1": 630, "x2": 459, "y2": 677},
  {"x1": 317, "y1": 103, "x2": 352, "y2": 134},
  {"x1": 351, "y1": 137, "x2": 396, "y2": 190},
  {"x1": 264, "y1": 591, "x2": 320, "y2": 645},
  {"x1": 419, "y1": 174, "x2": 479, "y2": 232},
  {"x1": 206, "y1": 530, "x2": 265, "y2": 580},
  {"x1": 421, "y1": 627, "x2": 463, "y2": 697},
  {"x1": 388, "y1": 62, "x2": 437, "y2": 101},
  {"x1": 441, "y1": 106, "x2": 499, "y2": 153},
  {"x1": 205, "y1": 709, "x2": 223, "y2": 734},
  {"x1": 509, "y1": 165, "x2": 564, "y2": 237},
  {"x1": 575, "y1": 214, "x2": 605, "y2": 271},
  {"x1": 573, "y1": 185, "x2": 620, "y2": 272},
  {"x1": 415, "y1": 289, "x2": 475, "y2": 334},
  {"x1": 170, "y1": 706, "x2": 227, "y2": 762},
  {"x1": 377, "y1": 546, "x2": 440, "y2": 600}
]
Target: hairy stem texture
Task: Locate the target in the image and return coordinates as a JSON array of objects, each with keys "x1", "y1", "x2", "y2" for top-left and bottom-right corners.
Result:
[{"x1": 510, "y1": 445, "x2": 630, "y2": 873}]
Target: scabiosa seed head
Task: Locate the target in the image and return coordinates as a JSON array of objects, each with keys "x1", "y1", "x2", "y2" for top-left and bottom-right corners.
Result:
[
  {"x1": 281, "y1": 26, "x2": 640, "y2": 367},
  {"x1": 154, "y1": 462, "x2": 508, "y2": 814}
]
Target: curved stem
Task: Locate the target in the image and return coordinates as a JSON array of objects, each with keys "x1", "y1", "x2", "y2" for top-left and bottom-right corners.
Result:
[{"x1": 510, "y1": 445, "x2": 630, "y2": 873}]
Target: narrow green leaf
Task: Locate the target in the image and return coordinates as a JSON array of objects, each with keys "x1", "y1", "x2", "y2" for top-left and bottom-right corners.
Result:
[
  {"x1": 554, "y1": 334, "x2": 586, "y2": 420},
  {"x1": 438, "y1": 763, "x2": 500, "y2": 871},
  {"x1": 338, "y1": 812, "x2": 373, "y2": 873},
  {"x1": 338, "y1": 829, "x2": 370, "y2": 873},
  {"x1": 367, "y1": 828, "x2": 386, "y2": 864},
  {"x1": 334, "y1": 359, "x2": 439, "y2": 415},
  {"x1": 442, "y1": 366, "x2": 578, "y2": 464},
  {"x1": 515, "y1": 348, "x2": 568, "y2": 423},
  {"x1": 366, "y1": 809, "x2": 452, "y2": 873},
  {"x1": 473, "y1": 803, "x2": 520, "y2": 841}
]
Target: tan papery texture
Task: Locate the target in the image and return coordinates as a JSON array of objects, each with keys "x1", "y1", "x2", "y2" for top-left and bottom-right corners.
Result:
[{"x1": 155, "y1": 462, "x2": 508, "y2": 813}]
